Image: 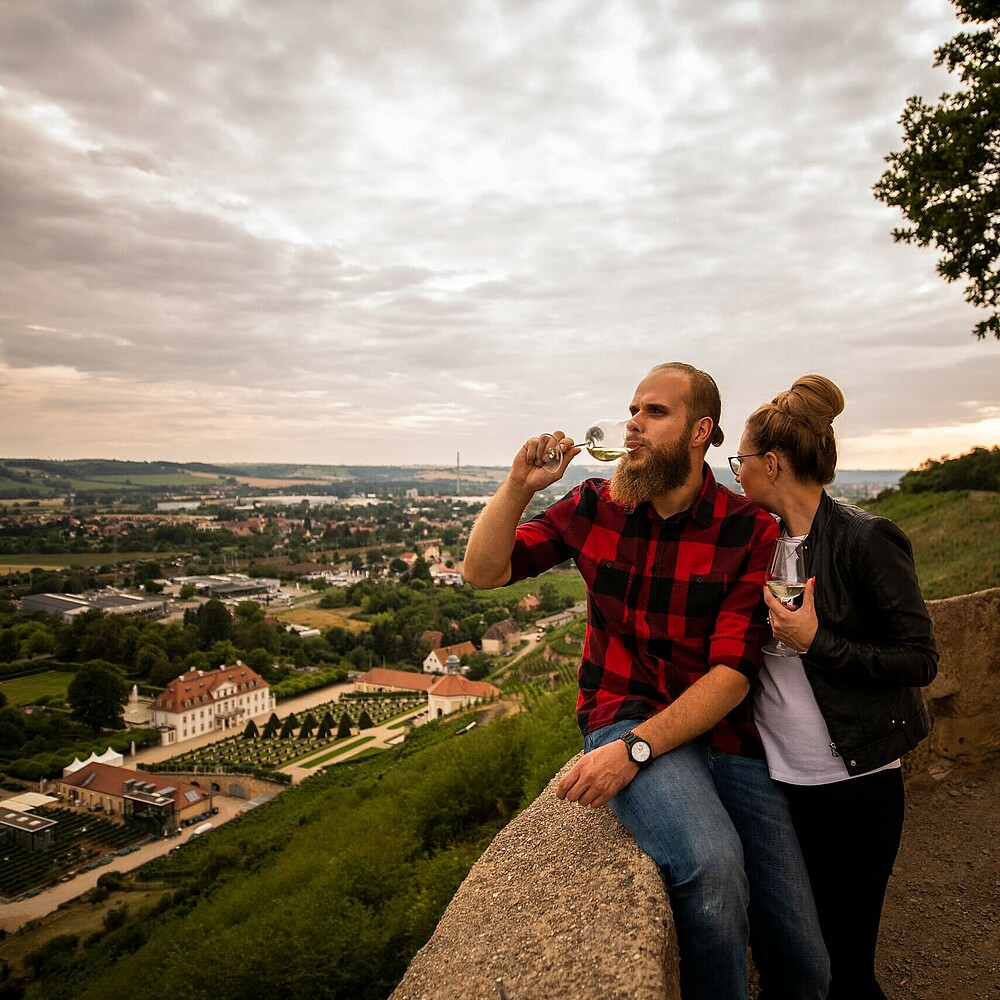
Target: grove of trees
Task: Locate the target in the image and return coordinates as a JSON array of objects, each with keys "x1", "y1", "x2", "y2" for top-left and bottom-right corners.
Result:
[{"x1": 897, "y1": 445, "x2": 1000, "y2": 492}]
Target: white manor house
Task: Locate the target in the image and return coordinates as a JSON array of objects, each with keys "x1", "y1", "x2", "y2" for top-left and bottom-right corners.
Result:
[{"x1": 149, "y1": 662, "x2": 276, "y2": 746}]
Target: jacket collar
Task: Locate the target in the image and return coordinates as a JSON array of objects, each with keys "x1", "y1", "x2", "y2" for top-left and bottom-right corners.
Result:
[
  {"x1": 808, "y1": 489, "x2": 836, "y2": 536},
  {"x1": 776, "y1": 488, "x2": 834, "y2": 540}
]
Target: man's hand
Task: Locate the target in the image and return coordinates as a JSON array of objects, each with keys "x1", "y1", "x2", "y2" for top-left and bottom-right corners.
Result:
[
  {"x1": 464, "y1": 431, "x2": 581, "y2": 590},
  {"x1": 510, "y1": 431, "x2": 581, "y2": 493},
  {"x1": 555, "y1": 739, "x2": 639, "y2": 809},
  {"x1": 763, "y1": 576, "x2": 819, "y2": 654}
]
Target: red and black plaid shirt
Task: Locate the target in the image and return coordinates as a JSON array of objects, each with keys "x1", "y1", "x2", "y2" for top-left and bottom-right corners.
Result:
[{"x1": 508, "y1": 465, "x2": 778, "y2": 757}]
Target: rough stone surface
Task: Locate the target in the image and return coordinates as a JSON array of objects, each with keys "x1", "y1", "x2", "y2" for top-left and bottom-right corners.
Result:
[
  {"x1": 390, "y1": 758, "x2": 679, "y2": 1000},
  {"x1": 915, "y1": 587, "x2": 1000, "y2": 768}
]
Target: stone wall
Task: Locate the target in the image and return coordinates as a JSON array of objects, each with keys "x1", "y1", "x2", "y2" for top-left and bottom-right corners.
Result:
[
  {"x1": 390, "y1": 756, "x2": 678, "y2": 1000},
  {"x1": 150, "y1": 771, "x2": 285, "y2": 802},
  {"x1": 917, "y1": 587, "x2": 1000, "y2": 768},
  {"x1": 392, "y1": 588, "x2": 1000, "y2": 1000}
]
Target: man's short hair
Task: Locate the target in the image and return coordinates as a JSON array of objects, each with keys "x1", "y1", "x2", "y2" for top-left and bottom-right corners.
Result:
[{"x1": 650, "y1": 362, "x2": 725, "y2": 447}]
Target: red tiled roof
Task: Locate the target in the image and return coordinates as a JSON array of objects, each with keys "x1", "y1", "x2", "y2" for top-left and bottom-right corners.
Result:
[
  {"x1": 59, "y1": 763, "x2": 208, "y2": 810},
  {"x1": 153, "y1": 661, "x2": 268, "y2": 711},
  {"x1": 361, "y1": 668, "x2": 435, "y2": 692},
  {"x1": 429, "y1": 641, "x2": 476, "y2": 663},
  {"x1": 429, "y1": 675, "x2": 499, "y2": 699}
]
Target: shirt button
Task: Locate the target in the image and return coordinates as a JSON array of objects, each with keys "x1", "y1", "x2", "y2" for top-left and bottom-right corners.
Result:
[{"x1": 850, "y1": 759, "x2": 857, "y2": 767}]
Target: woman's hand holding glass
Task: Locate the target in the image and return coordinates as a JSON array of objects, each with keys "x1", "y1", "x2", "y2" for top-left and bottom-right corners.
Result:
[{"x1": 763, "y1": 576, "x2": 819, "y2": 655}]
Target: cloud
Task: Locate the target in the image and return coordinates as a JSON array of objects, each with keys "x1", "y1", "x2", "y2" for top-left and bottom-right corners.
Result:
[{"x1": 0, "y1": 0, "x2": 997, "y2": 469}]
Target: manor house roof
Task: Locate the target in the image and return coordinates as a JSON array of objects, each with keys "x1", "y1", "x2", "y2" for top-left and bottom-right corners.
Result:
[{"x1": 153, "y1": 662, "x2": 269, "y2": 712}]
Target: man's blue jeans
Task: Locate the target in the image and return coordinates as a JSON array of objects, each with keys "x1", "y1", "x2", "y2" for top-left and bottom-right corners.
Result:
[{"x1": 585, "y1": 720, "x2": 830, "y2": 1000}]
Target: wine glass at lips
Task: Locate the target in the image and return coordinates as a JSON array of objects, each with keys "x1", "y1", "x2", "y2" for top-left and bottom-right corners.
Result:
[
  {"x1": 541, "y1": 419, "x2": 630, "y2": 470},
  {"x1": 762, "y1": 537, "x2": 807, "y2": 657}
]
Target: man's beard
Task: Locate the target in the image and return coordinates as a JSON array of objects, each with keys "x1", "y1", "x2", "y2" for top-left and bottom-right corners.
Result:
[{"x1": 608, "y1": 435, "x2": 694, "y2": 506}]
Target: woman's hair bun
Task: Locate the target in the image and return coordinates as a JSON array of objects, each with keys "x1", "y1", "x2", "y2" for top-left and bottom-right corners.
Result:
[
  {"x1": 774, "y1": 374, "x2": 844, "y2": 435},
  {"x1": 746, "y1": 373, "x2": 844, "y2": 486}
]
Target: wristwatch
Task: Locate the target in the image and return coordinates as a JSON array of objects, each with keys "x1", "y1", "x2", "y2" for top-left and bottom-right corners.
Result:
[{"x1": 621, "y1": 730, "x2": 653, "y2": 768}]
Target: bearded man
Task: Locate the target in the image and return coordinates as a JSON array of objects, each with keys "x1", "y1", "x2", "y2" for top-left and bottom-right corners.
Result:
[{"x1": 464, "y1": 363, "x2": 829, "y2": 1000}]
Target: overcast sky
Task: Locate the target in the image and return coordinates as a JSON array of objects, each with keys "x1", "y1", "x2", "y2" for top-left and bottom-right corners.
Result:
[{"x1": 2, "y1": 0, "x2": 998, "y2": 471}]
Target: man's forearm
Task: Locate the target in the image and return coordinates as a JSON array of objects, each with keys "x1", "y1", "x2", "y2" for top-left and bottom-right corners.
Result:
[
  {"x1": 634, "y1": 665, "x2": 750, "y2": 757},
  {"x1": 556, "y1": 665, "x2": 751, "y2": 808},
  {"x1": 463, "y1": 477, "x2": 536, "y2": 589}
]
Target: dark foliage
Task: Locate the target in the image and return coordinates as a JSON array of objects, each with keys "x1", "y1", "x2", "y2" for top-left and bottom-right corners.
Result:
[
  {"x1": 874, "y1": 1, "x2": 1000, "y2": 339},
  {"x1": 898, "y1": 445, "x2": 1000, "y2": 492}
]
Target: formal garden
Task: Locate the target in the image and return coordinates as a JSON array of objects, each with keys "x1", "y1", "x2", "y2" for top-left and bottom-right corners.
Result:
[{"x1": 139, "y1": 692, "x2": 426, "y2": 780}]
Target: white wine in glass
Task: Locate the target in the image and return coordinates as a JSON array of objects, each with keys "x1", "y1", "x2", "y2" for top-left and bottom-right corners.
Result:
[
  {"x1": 763, "y1": 537, "x2": 807, "y2": 657},
  {"x1": 766, "y1": 581, "x2": 806, "y2": 603},
  {"x1": 543, "y1": 419, "x2": 629, "y2": 470}
]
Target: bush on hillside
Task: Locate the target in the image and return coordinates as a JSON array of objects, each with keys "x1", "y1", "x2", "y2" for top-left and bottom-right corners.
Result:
[{"x1": 899, "y1": 446, "x2": 1000, "y2": 493}]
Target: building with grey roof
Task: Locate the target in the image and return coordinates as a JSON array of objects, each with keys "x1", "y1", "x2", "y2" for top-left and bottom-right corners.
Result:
[{"x1": 19, "y1": 591, "x2": 168, "y2": 622}]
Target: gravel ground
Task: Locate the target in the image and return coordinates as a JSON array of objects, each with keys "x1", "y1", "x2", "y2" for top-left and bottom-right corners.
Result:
[{"x1": 874, "y1": 759, "x2": 1000, "y2": 999}]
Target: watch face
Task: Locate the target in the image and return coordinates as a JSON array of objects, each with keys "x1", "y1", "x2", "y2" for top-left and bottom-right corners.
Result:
[{"x1": 630, "y1": 739, "x2": 651, "y2": 763}]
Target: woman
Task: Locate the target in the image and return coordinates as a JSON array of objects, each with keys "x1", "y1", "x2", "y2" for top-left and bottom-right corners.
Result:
[{"x1": 732, "y1": 374, "x2": 938, "y2": 1000}]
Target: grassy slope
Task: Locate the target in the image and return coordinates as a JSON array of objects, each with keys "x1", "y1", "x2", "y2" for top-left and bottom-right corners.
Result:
[
  {"x1": 861, "y1": 490, "x2": 1000, "y2": 600},
  {"x1": 499, "y1": 570, "x2": 587, "y2": 605}
]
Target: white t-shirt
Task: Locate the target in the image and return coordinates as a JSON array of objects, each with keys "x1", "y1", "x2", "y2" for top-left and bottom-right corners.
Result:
[{"x1": 753, "y1": 535, "x2": 900, "y2": 786}]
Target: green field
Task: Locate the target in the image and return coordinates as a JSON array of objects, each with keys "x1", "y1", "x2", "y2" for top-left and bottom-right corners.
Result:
[
  {"x1": 498, "y1": 569, "x2": 587, "y2": 605},
  {"x1": 0, "y1": 670, "x2": 74, "y2": 706},
  {"x1": 65, "y1": 472, "x2": 224, "y2": 489},
  {"x1": 864, "y1": 490, "x2": 1000, "y2": 600},
  {"x1": 0, "y1": 468, "x2": 227, "y2": 499},
  {"x1": 296, "y1": 736, "x2": 377, "y2": 768},
  {"x1": 273, "y1": 605, "x2": 370, "y2": 634},
  {"x1": 0, "y1": 550, "x2": 192, "y2": 572}
]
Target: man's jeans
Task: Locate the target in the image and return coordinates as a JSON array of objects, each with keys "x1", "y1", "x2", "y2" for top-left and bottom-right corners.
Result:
[{"x1": 585, "y1": 720, "x2": 830, "y2": 1000}]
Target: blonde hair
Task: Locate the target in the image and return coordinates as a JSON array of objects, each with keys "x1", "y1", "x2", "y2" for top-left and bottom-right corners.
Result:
[
  {"x1": 650, "y1": 362, "x2": 725, "y2": 447},
  {"x1": 746, "y1": 374, "x2": 844, "y2": 485}
]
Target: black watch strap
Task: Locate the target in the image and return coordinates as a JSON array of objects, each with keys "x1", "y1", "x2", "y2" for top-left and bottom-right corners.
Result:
[{"x1": 621, "y1": 730, "x2": 653, "y2": 768}]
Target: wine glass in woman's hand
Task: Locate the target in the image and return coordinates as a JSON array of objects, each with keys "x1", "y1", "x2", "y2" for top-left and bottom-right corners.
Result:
[{"x1": 763, "y1": 537, "x2": 807, "y2": 656}]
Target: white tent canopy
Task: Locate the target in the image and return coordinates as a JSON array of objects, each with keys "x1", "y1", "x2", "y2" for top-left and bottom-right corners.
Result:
[
  {"x1": 2, "y1": 792, "x2": 58, "y2": 812},
  {"x1": 62, "y1": 746, "x2": 124, "y2": 776}
]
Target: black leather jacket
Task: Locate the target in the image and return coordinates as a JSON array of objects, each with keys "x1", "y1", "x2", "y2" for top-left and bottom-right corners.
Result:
[{"x1": 796, "y1": 491, "x2": 938, "y2": 776}]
